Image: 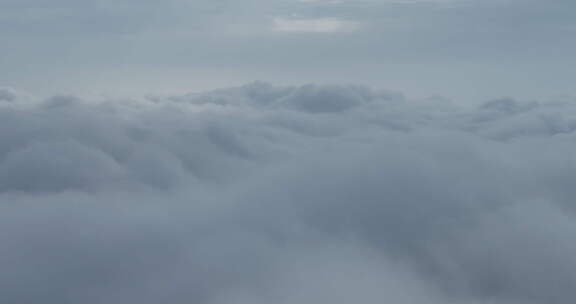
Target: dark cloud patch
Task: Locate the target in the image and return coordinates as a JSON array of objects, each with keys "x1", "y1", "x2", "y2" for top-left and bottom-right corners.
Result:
[{"x1": 176, "y1": 82, "x2": 404, "y2": 113}]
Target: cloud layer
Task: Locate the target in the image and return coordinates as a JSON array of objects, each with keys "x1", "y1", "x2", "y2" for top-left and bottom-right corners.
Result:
[{"x1": 2, "y1": 83, "x2": 576, "y2": 303}]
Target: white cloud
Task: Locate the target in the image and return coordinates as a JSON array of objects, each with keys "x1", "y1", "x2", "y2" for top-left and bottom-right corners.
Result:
[
  {"x1": 298, "y1": 0, "x2": 473, "y2": 4},
  {"x1": 272, "y1": 17, "x2": 359, "y2": 33},
  {"x1": 299, "y1": 0, "x2": 343, "y2": 3}
]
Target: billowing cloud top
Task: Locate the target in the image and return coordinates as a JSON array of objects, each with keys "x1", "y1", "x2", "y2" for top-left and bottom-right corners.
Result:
[{"x1": 2, "y1": 82, "x2": 576, "y2": 303}]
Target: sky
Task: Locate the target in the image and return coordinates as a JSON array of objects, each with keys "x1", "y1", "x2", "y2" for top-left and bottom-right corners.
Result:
[
  {"x1": 1, "y1": 0, "x2": 576, "y2": 101},
  {"x1": 3, "y1": 2, "x2": 576, "y2": 303}
]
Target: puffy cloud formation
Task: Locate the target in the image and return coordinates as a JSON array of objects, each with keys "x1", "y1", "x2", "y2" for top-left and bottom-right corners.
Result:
[{"x1": 2, "y1": 82, "x2": 576, "y2": 303}]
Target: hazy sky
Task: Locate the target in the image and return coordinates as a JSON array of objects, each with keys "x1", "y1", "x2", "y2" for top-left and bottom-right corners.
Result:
[
  {"x1": 1, "y1": 0, "x2": 575, "y2": 101},
  {"x1": 5, "y1": 2, "x2": 576, "y2": 303}
]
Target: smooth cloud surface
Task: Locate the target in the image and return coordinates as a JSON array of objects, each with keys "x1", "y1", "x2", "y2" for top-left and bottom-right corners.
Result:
[{"x1": 2, "y1": 83, "x2": 576, "y2": 303}]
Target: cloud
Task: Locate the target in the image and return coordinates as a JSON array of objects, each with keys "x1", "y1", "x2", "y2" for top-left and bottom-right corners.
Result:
[
  {"x1": 0, "y1": 88, "x2": 17, "y2": 103},
  {"x1": 2, "y1": 82, "x2": 576, "y2": 303},
  {"x1": 272, "y1": 17, "x2": 359, "y2": 33},
  {"x1": 298, "y1": 0, "x2": 471, "y2": 3}
]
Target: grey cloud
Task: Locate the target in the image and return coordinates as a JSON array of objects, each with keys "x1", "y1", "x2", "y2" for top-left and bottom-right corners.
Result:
[
  {"x1": 177, "y1": 82, "x2": 403, "y2": 113},
  {"x1": 0, "y1": 87, "x2": 17, "y2": 102},
  {"x1": 1, "y1": 83, "x2": 576, "y2": 303}
]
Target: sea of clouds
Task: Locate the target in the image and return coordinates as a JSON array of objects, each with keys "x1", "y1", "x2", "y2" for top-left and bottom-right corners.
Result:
[{"x1": 1, "y1": 82, "x2": 576, "y2": 303}]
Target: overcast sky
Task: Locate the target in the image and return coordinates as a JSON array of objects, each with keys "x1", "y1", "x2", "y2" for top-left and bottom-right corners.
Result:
[
  {"x1": 1, "y1": 0, "x2": 575, "y2": 101},
  {"x1": 4, "y1": 2, "x2": 576, "y2": 302}
]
